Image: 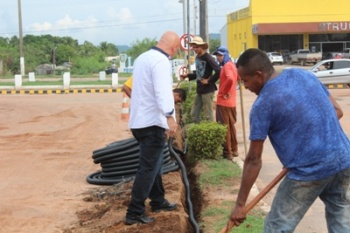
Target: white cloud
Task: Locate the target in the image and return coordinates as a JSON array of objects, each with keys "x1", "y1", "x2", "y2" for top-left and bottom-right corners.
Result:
[
  {"x1": 0, "y1": 0, "x2": 236, "y2": 45},
  {"x1": 56, "y1": 15, "x2": 97, "y2": 29}
]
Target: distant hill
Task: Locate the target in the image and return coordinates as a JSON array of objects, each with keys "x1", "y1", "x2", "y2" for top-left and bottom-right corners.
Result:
[
  {"x1": 117, "y1": 45, "x2": 131, "y2": 53},
  {"x1": 209, "y1": 33, "x2": 220, "y2": 40}
]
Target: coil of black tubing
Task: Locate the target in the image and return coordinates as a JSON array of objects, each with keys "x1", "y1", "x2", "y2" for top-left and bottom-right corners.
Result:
[{"x1": 87, "y1": 138, "x2": 179, "y2": 185}]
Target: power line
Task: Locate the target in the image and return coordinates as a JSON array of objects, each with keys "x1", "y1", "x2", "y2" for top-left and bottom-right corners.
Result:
[{"x1": 0, "y1": 17, "x2": 183, "y2": 36}]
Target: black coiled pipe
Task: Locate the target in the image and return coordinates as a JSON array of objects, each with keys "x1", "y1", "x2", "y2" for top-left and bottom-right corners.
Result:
[{"x1": 87, "y1": 137, "x2": 179, "y2": 185}]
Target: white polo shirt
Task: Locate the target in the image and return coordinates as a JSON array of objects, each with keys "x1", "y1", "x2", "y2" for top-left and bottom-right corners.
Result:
[{"x1": 128, "y1": 47, "x2": 175, "y2": 130}]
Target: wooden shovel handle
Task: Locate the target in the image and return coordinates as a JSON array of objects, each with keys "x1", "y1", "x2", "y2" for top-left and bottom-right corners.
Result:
[
  {"x1": 175, "y1": 79, "x2": 183, "y2": 89},
  {"x1": 219, "y1": 168, "x2": 288, "y2": 233}
]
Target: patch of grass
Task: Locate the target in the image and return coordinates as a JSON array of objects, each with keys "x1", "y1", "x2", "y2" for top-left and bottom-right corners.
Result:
[
  {"x1": 200, "y1": 200, "x2": 265, "y2": 233},
  {"x1": 197, "y1": 160, "x2": 265, "y2": 232},
  {"x1": 198, "y1": 159, "x2": 241, "y2": 187}
]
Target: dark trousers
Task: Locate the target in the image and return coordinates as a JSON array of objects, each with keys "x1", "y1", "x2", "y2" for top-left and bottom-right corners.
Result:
[{"x1": 126, "y1": 126, "x2": 166, "y2": 216}]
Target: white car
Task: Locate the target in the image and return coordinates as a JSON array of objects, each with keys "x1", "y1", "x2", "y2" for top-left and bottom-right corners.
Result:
[
  {"x1": 267, "y1": 52, "x2": 283, "y2": 65},
  {"x1": 309, "y1": 59, "x2": 350, "y2": 84}
]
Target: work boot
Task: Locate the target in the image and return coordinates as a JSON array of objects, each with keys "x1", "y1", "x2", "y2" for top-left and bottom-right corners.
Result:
[
  {"x1": 125, "y1": 214, "x2": 155, "y2": 225},
  {"x1": 151, "y1": 200, "x2": 177, "y2": 212}
]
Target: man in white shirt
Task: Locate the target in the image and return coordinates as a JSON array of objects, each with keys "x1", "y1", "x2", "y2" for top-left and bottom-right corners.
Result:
[{"x1": 125, "y1": 31, "x2": 180, "y2": 225}]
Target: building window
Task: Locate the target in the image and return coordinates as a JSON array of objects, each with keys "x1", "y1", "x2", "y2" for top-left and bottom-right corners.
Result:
[{"x1": 258, "y1": 35, "x2": 303, "y2": 52}]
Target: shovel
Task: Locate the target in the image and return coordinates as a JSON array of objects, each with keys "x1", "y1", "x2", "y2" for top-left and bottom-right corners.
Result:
[
  {"x1": 175, "y1": 79, "x2": 183, "y2": 89},
  {"x1": 219, "y1": 168, "x2": 288, "y2": 233}
]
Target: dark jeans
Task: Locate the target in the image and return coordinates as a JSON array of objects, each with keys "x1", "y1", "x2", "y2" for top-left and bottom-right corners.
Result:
[{"x1": 126, "y1": 126, "x2": 166, "y2": 216}]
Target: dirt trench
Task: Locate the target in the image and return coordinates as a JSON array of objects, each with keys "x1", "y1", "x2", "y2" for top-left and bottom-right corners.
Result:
[{"x1": 63, "y1": 103, "x2": 204, "y2": 233}]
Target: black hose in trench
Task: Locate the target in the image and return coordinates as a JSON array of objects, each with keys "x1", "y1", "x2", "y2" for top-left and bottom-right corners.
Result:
[
  {"x1": 168, "y1": 138, "x2": 200, "y2": 233},
  {"x1": 87, "y1": 137, "x2": 199, "y2": 233}
]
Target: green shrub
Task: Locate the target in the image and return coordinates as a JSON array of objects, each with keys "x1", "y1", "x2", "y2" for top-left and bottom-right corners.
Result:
[
  {"x1": 187, "y1": 121, "x2": 227, "y2": 163},
  {"x1": 178, "y1": 82, "x2": 195, "y2": 124},
  {"x1": 178, "y1": 81, "x2": 208, "y2": 124}
]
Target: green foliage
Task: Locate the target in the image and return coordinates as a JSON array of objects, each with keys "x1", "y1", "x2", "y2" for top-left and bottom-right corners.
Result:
[
  {"x1": 178, "y1": 81, "x2": 197, "y2": 124},
  {"x1": 198, "y1": 159, "x2": 241, "y2": 187},
  {"x1": 70, "y1": 53, "x2": 108, "y2": 75},
  {"x1": 127, "y1": 38, "x2": 157, "y2": 61},
  {"x1": 99, "y1": 41, "x2": 118, "y2": 56},
  {"x1": 0, "y1": 35, "x2": 119, "y2": 75},
  {"x1": 187, "y1": 121, "x2": 227, "y2": 162},
  {"x1": 209, "y1": 38, "x2": 221, "y2": 53}
]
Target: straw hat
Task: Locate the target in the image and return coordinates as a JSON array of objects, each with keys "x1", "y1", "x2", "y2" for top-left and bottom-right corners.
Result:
[{"x1": 189, "y1": 36, "x2": 208, "y2": 49}]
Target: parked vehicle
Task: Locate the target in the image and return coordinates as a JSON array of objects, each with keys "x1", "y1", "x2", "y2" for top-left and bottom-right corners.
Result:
[
  {"x1": 308, "y1": 58, "x2": 350, "y2": 84},
  {"x1": 342, "y1": 48, "x2": 350, "y2": 59},
  {"x1": 322, "y1": 52, "x2": 343, "y2": 60},
  {"x1": 279, "y1": 49, "x2": 291, "y2": 63},
  {"x1": 105, "y1": 67, "x2": 117, "y2": 74},
  {"x1": 266, "y1": 52, "x2": 283, "y2": 65},
  {"x1": 289, "y1": 49, "x2": 322, "y2": 66}
]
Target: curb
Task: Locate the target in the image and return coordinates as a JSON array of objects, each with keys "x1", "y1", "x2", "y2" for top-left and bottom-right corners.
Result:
[
  {"x1": 0, "y1": 88, "x2": 123, "y2": 95},
  {"x1": 232, "y1": 156, "x2": 271, "y2": 213}
]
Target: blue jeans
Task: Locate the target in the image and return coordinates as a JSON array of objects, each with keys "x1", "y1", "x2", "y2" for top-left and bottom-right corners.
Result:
[
  {"x1": 264, "y1": 167, "x2": 350, "y2": 233},
  {"x1": 126, "y1": 126, "x2": 166, "y2": 216},
  {"x1": 191, "y1": 92, "x2": 214, "y2": 123}
]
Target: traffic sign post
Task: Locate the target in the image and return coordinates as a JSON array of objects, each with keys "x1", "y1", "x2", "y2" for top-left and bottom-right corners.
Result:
[{"x1": 180, "y1": 34, "x2": 194, "y2": 51}]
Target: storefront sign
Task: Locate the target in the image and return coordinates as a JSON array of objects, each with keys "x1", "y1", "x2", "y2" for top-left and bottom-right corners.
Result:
[
  {"x1": 251, "y1": 21, "x2": 350, "y2": 34},
  {"x1": 319, "y1": 22, "x2": 350, "y2": 32}
]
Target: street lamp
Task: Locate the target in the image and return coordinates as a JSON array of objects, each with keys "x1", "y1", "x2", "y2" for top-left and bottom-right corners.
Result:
[{"x1": 178, "y1": 0, "x2": 187, "y2": 34}]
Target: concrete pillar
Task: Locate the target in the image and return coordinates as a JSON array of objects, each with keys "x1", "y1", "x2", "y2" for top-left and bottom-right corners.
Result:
[
  {"x1": 63, "y1": 72, "x2": 70, "y2": 89},
  {"x1": 112, "y1": 73, "x2": 118, "y2": 88},
  {"x1": 99, "y1": 71, "x2": 106, "y2": 80},
  {"x1": 28, "y1": 72, "x2": 35, "y2": 82},
  {"x1": 15, "y1": 75, "x2": 22, "y2": 90}
]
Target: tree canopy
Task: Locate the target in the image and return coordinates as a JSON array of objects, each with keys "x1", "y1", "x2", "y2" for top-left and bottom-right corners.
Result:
[{"x1": 0, "y1": 34, "x2": 220, "y2": 75}]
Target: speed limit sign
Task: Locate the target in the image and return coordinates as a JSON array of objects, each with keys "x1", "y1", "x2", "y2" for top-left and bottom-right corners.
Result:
[{"x1": 180, "y1": 34, "x2": 194, "y2": 51}]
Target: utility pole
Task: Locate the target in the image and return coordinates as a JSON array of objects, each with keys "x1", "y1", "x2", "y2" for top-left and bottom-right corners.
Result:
[
  {"x1": 199, "y1": 0, "x2": 208, "y2": 48},
  {"x1": 193, "y1": 0, "x2": 197, "y2": 36},
  {"x1": 17, "y1": 0, "x2": 25, "y2": 76}
]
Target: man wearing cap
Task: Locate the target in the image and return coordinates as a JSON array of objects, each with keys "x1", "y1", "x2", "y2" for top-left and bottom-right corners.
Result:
[
  {"x1": 180, "y1": 36, "x2": 221, "y2": 123},
  {"x1": 206, "y1": 46, "x2": 239, "y2": 160}
]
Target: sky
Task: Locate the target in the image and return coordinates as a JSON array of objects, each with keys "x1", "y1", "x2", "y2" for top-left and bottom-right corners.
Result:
[{"x1": 0, "y1": 0, "x2": 249, "y2": 46}]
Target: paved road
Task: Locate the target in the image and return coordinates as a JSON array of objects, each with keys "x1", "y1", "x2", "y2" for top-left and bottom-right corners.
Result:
[{"x1": 236, "y1": 88, "x2": 350, "y2": 233}]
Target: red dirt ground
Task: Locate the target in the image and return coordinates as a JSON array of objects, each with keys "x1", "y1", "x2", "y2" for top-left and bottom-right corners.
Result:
[{"x1": 0, "y1": 93, "x2": 195, "y2": 233}]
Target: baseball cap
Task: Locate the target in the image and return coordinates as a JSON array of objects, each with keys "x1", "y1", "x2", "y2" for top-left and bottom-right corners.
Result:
[{"x1": 213, "y1": 46, "x2": 229, "y2": 56}]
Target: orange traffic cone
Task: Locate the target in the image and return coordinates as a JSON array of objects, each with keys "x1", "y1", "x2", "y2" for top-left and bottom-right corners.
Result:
[{"x1": 121, "y1": 92, "x2": 129, "y2": 121}]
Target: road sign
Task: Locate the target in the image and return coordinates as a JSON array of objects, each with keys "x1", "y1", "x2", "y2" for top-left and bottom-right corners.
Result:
[
  {"x1": 178, "y1": 65, "x2": 187, "y2": 77},
  {"x1": 180, "y1": 34, "x2": 194, "y2": 51}
]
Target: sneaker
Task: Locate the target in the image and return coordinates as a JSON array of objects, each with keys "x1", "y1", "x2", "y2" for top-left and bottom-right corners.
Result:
[
  {"x1": 125, "y1": 214, "x2": 155, "y2": 225},
  {"x1": 151, "y1": 200, "x2": 177, "y2": 212}
]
